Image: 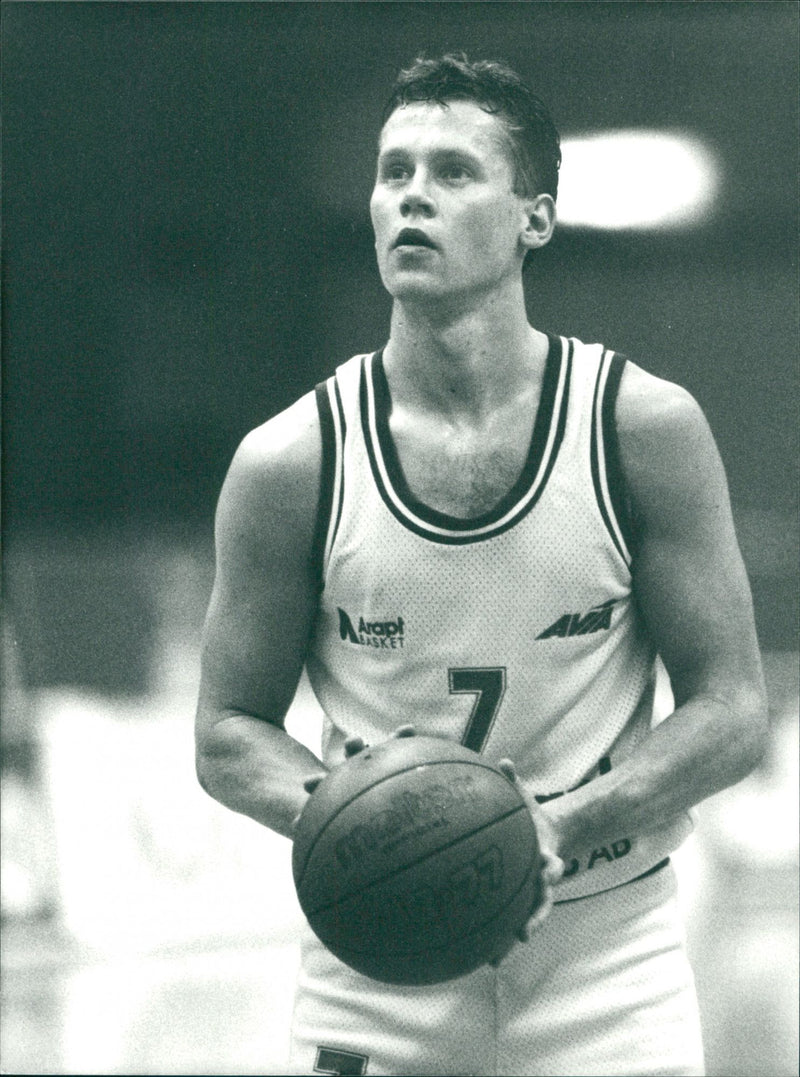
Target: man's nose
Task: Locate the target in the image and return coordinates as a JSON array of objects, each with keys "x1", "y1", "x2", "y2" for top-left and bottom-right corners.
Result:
[{"x1": 400, "y1": 171, "x2": 435, "y2": 217}]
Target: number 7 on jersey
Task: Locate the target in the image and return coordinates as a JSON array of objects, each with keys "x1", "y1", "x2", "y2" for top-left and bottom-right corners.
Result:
[{"x1": 449, "y1": 667, "x2": 507, "y2": 753}]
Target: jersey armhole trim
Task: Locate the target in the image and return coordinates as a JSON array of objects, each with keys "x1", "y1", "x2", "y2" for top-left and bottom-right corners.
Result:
[
  {"x1": 312, "y1": 378, "x2": 346, "y2": 590},
  {"x1": 591, "y1": 351, "x2": 634, "y2": 566}
]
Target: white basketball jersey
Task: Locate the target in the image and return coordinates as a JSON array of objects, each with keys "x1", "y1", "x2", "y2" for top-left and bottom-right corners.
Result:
[{"x1": 305, "y1": 335, "x2": 692, "y2": 900}]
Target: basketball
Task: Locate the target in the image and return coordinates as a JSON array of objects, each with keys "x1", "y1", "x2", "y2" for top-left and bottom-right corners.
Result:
[{"x1": 291, "y1": 735, "x2": 542, "y2": 985}]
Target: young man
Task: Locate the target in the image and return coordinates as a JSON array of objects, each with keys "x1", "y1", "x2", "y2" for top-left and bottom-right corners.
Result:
[{"x1": 195, "y1": 55, "x2": 766, "y2": 1077}]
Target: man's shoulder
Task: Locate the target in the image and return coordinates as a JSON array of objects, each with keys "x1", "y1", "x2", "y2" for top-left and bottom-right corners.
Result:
[
  {"x1": 234, "y1": 349, "x2": 367, "y2": 472},
  {"x1": 612, "y1": 358, "x2": 721, "y2": 513},
  {"x1": 237, "y1": 390, "x2": 321, "y2": 471},
  {"x1": 219, "y1": 390, "x2": 322, "y2": 524},
  {"x1": 615, "y1": 358, "x2": 709, "y2": 445}
]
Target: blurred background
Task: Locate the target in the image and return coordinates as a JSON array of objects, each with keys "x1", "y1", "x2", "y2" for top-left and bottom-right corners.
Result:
[{"x1": 1, "y1": 2, "x2": 797, "y2": 1074}]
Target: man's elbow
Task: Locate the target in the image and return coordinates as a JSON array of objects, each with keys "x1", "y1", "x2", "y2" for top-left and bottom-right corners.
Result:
[
  {"x1": 730, "y1": 684, "x2": 770, "y2": 781},
  {"x1": 195, "y1": 741, "x2": 225, "y2": 803},
  {"x1": 195, "y1": 745, "x2": 216, "y2": 798},
  {"x1": 194, "y1": 716, "x2": 240, "y2": 805}
]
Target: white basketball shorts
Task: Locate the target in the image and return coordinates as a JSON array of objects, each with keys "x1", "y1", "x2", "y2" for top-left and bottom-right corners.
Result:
[{"x1": 287, "y1": 861, "x2": 704, "y2": 1076}]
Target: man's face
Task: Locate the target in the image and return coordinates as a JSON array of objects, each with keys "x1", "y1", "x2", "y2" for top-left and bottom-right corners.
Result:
[{"x1": 370, "y1": 100, "x2": 532, "y2": 305}]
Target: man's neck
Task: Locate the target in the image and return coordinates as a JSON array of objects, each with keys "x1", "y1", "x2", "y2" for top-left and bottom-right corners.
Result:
[{"x1": 382, "y1": 287, "x2": 548, "y2": 422}]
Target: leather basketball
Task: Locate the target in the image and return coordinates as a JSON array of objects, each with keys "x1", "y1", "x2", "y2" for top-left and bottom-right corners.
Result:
[{"x1": 292, "y1": 736, "x2": 542, "y2": 985}]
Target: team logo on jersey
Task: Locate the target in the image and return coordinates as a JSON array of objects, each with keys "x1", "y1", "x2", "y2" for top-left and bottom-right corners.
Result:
[
  {"x1": 560, "y1": 837, "x2": 633, "y2": 878},
  {"x1": 337, "y1": 607, "x2": 405, "y2": 649},
  {"x1": 536, "y1": 598, "x2": 618, "y2": 639}
]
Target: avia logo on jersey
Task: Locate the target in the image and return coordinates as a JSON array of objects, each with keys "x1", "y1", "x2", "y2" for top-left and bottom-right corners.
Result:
[
  {"x1": 536, "y1": 598, "x2": 618, "y2": 640},
  {"x1": 338, "y1": 607, "x2": 405, "y2": 650}
]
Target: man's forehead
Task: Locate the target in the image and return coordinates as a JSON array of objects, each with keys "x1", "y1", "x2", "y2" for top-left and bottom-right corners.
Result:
[{"x1": 378, "y1": 99, "x2": 507, "y2": 153}]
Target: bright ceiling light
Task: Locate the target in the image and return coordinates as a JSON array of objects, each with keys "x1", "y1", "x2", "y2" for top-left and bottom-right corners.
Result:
[{"x1": 556, "y1": 130, "x2": 719, "y2": 231}]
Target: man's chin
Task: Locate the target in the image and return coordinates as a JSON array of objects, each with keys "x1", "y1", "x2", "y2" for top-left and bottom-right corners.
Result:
[{"x1": 382, "y1": 273, "x2": 450, "y2": 303}]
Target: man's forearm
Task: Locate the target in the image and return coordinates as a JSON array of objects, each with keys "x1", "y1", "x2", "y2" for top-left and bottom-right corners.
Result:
[
  {"x1": 196, "y1": 711, "x2": 327, "y2": 839},
  {"x1": 542, "y1": 691, "x2": 766, "y2": 864}
]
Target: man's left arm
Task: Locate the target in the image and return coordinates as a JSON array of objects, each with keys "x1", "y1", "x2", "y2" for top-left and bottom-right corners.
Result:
[{"x1": 539, "y1": 363, "x2": 768, "y2": 864}]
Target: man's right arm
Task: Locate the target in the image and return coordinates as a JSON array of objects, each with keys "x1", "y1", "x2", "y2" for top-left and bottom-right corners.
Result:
[{"x1": 195, "y1": 391, "x2": 328, "y2": 839}]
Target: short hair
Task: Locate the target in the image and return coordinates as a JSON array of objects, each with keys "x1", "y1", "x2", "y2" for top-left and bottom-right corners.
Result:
[{"x1": 383, "y1": 53, "x2": 561, "y2": 201}]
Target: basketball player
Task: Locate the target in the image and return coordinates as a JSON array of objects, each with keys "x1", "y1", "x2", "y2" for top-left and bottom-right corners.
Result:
[{"x1": 195, "y1": 55, "x2": 767, "y2": 1076}]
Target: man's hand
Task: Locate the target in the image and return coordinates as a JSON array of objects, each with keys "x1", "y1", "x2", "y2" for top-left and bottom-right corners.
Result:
[
  {"x1": 291, "y1": 725, "x2": 416, "y2": 833},
  {"x1": 488, "y1": 758, "x2": 565, "y2": 967}
]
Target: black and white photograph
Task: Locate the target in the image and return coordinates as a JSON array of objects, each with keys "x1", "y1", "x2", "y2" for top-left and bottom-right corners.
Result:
[{"x1": 2, "y1": 3, "x2": 798, "y2": 1075}]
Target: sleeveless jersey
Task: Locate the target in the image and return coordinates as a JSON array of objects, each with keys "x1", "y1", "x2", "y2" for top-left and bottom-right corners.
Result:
[{"x1": 304, "y1": 335, "x2": 692, "y2": 900}]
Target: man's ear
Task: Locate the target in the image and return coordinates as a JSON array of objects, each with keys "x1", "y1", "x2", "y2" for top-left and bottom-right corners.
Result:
[{"x1": 520, "y1": 193, "x2": 556, "y2": 253}]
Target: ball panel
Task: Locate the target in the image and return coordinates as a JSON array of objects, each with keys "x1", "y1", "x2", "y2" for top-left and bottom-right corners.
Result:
[
  {"x1": 292, "y1": 737, "x2": 518, "y2": 883},
  {"x1": 291, "y1": 736, "x2": 542, "y2": 985},
  {"x1": 326, "y1": 872, "x2": 540, "y2": 984},
  {"x1": 295, "y1": 759, "x2": 527, "y2": 911},
  {"x1": 303, "y1": 808, "x2": 541, "y2": 984}
]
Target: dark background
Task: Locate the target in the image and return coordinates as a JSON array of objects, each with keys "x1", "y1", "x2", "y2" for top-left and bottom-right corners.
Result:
[{"x1": 2, "y1": 1, "x2": 798, "y2": 693}]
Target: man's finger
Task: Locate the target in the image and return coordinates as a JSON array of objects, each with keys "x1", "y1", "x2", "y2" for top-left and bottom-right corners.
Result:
[
  {"x1": 529, "y1": 887, "x2": 554, "y2": 931},
  {"x1": 497, "y1": 757, "x2": 517, "y2": 783},
  {"x1": 344, "y1": 735, "x2": 367, "y2": 757},
  {"x1": 488, "y1": 937, "x2": 515, "y2": 968},
  {"x1": 540, "y1": 850, "x2": 565, "y2": 885},
  {"x1": 303, "y1": 773, "x2": 326, "y2": 794}
]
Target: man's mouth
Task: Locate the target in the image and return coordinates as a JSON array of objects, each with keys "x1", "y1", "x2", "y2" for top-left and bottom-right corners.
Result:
[{"x1": 393, "y1": 228, "x2": 437, "y2": 249}]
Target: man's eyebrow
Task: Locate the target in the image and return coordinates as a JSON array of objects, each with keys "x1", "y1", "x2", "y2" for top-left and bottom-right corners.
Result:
[{"x1": 378, "y1": 144, "x2": 483, "y2": 163}]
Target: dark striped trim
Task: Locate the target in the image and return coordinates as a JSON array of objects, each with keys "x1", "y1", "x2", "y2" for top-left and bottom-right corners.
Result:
[
  {"x1": 311, "y1": 382, "x2": 336, "y2": 590},
  {"x1": 312, "y1": 378, "x2": 346, "y2": 590},
  {"x1": 360, "y1": 336, "x2": 572, "y2": 545},
  {"x1": 590, "y1": 351, "x2": 632, "y2": 565},
  {"x1": 554, "y1": 858, "x2": 671, "y2": 905},
  {"x1": 602, "y1": 353, "x2": 637, "y2": 557},
  {"x1": 534, "y1": 337, "x2": 573, "y2": 509}
]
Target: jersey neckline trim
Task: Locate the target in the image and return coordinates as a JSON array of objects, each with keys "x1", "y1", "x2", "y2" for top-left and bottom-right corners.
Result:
[{"x1": 359, "y1": 335, "x2": 573, "y2": 544}]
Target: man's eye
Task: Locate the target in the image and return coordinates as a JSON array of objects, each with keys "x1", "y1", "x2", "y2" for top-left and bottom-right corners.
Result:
[
  {"x1": 441, "y1": 165, "x2": 471, "y2": 182},
  {"x1": 383, "y1": 164, "x2": 409, "y2": 181}
]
